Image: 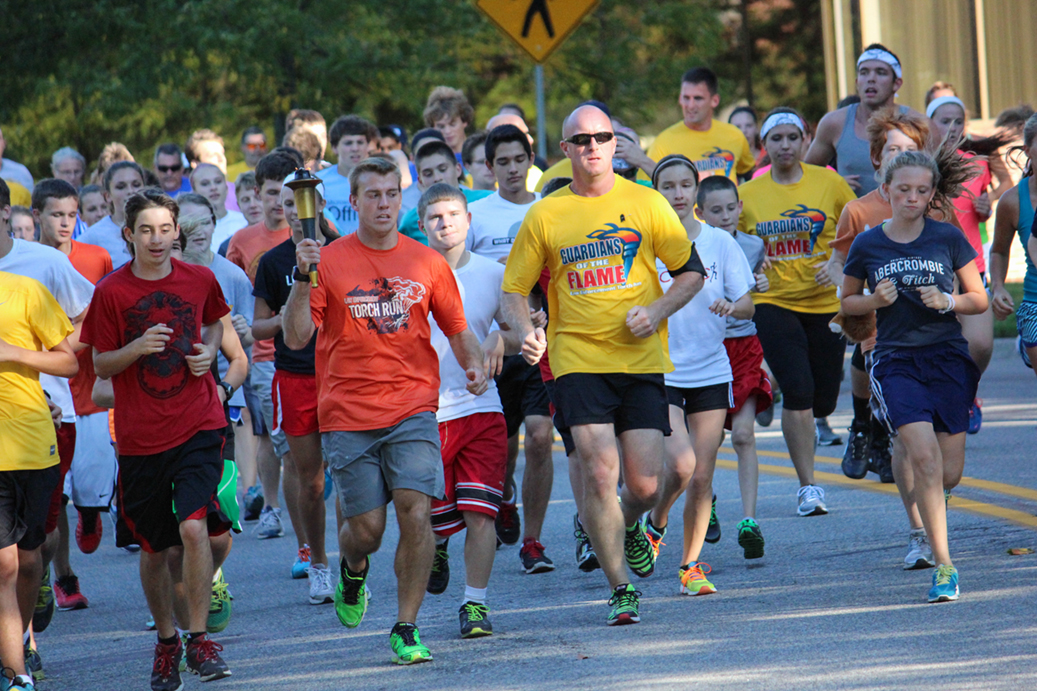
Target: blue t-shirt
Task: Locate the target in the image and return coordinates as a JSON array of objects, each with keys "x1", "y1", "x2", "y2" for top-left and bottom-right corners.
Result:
[
  {"x1": 315, "y1": 167, "x2": 360, "y2": 235},
  {"x1": 843, "y1": 217, "x2": 977, "y2": 353}
]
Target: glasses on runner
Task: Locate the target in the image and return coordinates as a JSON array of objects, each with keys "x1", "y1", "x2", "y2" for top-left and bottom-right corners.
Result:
[
  {"x1": 245, "y1": 142, "x2": 266, "y2": 151},
  {"x1": 564, "y1": 132, "x2": 614, "y2": 146},
  {"x1": 156, "y1": 164, "x2": 182, "y2": 173}
]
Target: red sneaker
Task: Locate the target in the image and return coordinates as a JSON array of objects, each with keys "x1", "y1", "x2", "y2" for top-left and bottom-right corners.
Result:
[
  {"x1": 76, "y1": 509, "x2": 102, "y2": 554},
  {"x1": 54, "y1": 574, "x2": 89, "y2": 610}
]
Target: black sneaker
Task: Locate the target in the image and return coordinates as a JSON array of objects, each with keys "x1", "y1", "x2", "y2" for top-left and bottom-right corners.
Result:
[
  {"x1": 704, "y1": 494, "x2": 721, "y2": 544},
  {"x1": 427, "y1": 539, "x2": 450, "y2": 594},
  {"x1": 841, "y1": 420, "x2": 871, "y2": 479},
  {"x1": 459, "y1": 601, "x2": 493, "y2": 638},
  {"x1": 624, "y1": 517, "x2": 656, "y2": 578},
  {"x1": 519, "y1": 538, "x2": 556, "y2": 574},
  {"x1": 151, "y1": 638, "x2": 183, "y2": 691},
  {"x1": 869, "y1": 432, "x2": 895, "y2": 483},
  {"x1": 573, "y1": 513, "x2": 600, "y2": 572},
  {"x1": 185, "y1": 634, "x2": 231, "y2": 682},
  {"x1": 495, "y1": 485, "x2": 521, "y2": 546}
]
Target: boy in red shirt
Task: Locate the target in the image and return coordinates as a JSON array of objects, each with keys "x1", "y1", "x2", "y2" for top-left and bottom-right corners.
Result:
[{"x1": 81, "y1": 189, "x2": 232, "y2": 690}]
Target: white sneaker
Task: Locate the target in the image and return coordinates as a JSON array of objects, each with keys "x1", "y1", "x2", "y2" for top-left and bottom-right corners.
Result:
[
  {"x1": 904, "y1": 529, "x2": 935, "y2": 570},
  {"x1": 308, "y1": 564, "x2": 334, "y2": 604},
  {"x1": 256, "y1": 506, "x2": 284, "y2": 539},
  {"x1": 797, "y1": 485, "x2": 828, "y2": 516}
]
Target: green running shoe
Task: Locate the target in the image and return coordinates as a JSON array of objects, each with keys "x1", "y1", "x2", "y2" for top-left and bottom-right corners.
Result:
[
  {"x1": 606, "y1": 584, "x2": 641, "y2": 626},
  {"x1": 705, "y1": 494, "x2": 721, "y2": 543},
  {"x1": 207, "y1": 569, "x2": 232, "y2": 633},
  {"x1": 624, "y1": 517, "x2": 656, "y2": 578},
  {"x1": 33, "y1": 565, "x2": 55, "y2": 633},
  {"x1": 737, "y1": 518, "x2": 765, "y2": 559},
  {"x1": 459, "y1": 601, "x2": 493, "y2": 638},
  {"x1": 390, "y1": 622, "x2": 433, "y2": 665},
  {"x1": 335, "y1": 559, "x2": 370, "y2": 628}
]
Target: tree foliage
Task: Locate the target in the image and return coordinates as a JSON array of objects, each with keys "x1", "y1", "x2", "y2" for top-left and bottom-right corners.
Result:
[{"x1": 2, "y1": 0, "x2": 823, "y2": 177}]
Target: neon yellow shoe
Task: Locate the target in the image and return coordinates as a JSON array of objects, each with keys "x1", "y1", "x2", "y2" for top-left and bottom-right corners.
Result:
[
  {"x1": 390, "y1": 623, "x2": 433, "y2": 665},
  {"x1": 207, "y1": 568, "x2": 232, "y2": 633},
  {"x1": 679, "y1": 562, "x2": 717, "y2": 596}
]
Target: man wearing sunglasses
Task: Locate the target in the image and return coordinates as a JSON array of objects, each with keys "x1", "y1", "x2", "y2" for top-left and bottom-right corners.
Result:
[
  {"x1": 153, "y1": 143, "x2": 191, "y2": 198},
  {"x1": 502, "y1": 104, "x2": 705, "y2": 626}
]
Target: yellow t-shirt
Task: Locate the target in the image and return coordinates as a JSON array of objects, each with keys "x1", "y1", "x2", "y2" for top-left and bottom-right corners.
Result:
[
  {"x1": 502, "y1": 177, "x2": 692, "y2": 378},
  {"x1": 0, "y1": 272, "x2": 74, "y2": 471},
  {"x1": 737, "y1": 164, "x2": 856, "y2": 313},
  {"x1": 7, "y1": 180, "x2": 31, "y2": 207},
  {"x1": 225, "y1": 161, "x2": 253, "y2": 184},
  {"x1": 644, "y1": 120, "x2": 755, "y2": 182},
  {"x1": 533, "y1": 158, "x2": 573, "y2": 193}
]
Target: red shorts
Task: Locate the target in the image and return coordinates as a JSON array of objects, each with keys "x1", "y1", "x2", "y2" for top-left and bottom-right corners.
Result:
[
  {"x1": 724, "y1": 335, "x2": 773, "y2": 429},
  {"x1": 272, "y1": 371, "x2": 319, "y2": 437},
  {"x1": 431, "y1": 412, "x2": 507, "y2": 537},
  {"x1": 45, "y1": 422, "x2": 77, "y2": 533}
]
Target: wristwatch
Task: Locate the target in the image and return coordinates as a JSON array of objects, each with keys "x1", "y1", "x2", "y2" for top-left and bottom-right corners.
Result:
[
  {"x1": 293, "y1": 269, "x2": 311, "y2": 282},
  {"x1": 218, "y1": 381, "x2": 234, "y2": 400}
]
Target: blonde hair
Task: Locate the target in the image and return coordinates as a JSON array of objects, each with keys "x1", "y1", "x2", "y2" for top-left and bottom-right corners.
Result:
[{"x1": 423, "y1": 86, "x2": 474, "y2": 127}]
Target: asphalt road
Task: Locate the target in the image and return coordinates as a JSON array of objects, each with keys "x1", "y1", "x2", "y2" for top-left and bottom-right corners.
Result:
[{"x1": 37, "y1": 339, "x2": 1037, "y2": 690}]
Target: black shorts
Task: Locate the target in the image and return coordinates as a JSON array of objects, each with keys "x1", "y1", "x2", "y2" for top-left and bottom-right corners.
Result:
[
  {"x1": 116, "y1": 429, "x2": 231, "y2": 554},
  {"x1": 553, "y1": 373, "x2": 671, "y2": 436},
  {"x1": 0, "y1": 465, "x2": 60, "y2": 551},
  {"x1": 496, "y1": 354, "x2": 552, "y2": 438},
  {"x1": 667, "y1": 383, "x2": 734, "y2": 416},
  {"x1": 753, "y1": 304, "x2": 845, "y2": 416},
  {"x1": 851, "y1": 342, "x2": 866, "y2": 371},
  {"x1": 542, "y1": 379, "x2": 576, "y2": 456}
]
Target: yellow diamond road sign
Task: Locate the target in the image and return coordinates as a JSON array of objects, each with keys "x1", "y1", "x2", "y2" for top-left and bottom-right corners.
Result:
[{"x1": 477, "y1": 0, "x2": 600, "y2": 63}]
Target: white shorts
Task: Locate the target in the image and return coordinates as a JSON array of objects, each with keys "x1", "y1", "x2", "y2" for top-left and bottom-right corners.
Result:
[{"x1": 68, "y1": 411, "x2": 119, "y2": 508}]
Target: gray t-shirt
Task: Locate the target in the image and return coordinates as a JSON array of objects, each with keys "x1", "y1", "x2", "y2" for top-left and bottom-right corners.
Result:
[
  {"x1": 208, "y1": 253, "x2": 254, "y2": 407},
  {"x1": 725, "y1": 230, "x2": 766, "y2": 338}
]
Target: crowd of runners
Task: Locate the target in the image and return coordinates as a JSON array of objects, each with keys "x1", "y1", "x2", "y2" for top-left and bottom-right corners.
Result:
[{"x1": 2, "y1": 42, "x2": 1037, "y2": 690}]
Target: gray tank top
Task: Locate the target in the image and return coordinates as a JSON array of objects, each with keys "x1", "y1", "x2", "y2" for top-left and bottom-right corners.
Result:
[{"x1": 835, "y1": 103, "x2": 908, "y2": 197}]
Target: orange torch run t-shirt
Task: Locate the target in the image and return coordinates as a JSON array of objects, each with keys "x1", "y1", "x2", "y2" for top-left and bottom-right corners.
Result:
[{"x1": 310, "y1": 233, "x2": 467, "y2": 431}]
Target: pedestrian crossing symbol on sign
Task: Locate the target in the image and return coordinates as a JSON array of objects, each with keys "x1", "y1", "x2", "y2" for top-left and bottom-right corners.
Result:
[{"x1": 476, "y1": 0, "x2": 600, "y2": 63}]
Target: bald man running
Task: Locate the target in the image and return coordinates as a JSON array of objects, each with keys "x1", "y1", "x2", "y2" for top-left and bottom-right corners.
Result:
[{"x1": 502, "y1": 105, "x2": 705, "y2": 625}]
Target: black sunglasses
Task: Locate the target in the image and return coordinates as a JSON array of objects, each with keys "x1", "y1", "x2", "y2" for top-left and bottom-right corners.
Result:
[
  {"x1": 156, "y1": 164, "x2": 182, "y2": 173},
  {"x1": 563, "y1": 132, "x2": 614, "y2": 146}
]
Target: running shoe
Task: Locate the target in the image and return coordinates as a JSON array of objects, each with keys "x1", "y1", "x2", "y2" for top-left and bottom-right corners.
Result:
[
  {"x1": 705, "y1": 494, "x2": 721, "y2": 543},
  {"x1": 427, "y1": 539, "x2": 450, "y2": 594},
  {"x1": 75, "y1": 508, "x2": 102, "y2": 554},
  {"x1": 624, "y1": 517, "x2": 656, "y2": 578},
  {"x1": 495, "y1": 486, "x2": 520, "y2": 546},
  {"x1": 841, "y1": 420, "x2": 871, "y2": 479},
  {"x1": 6, "y1": 675, "x2": 35, "y2": 691},
  {"x1": 797, "y1": 485, "x2": 828, "y2": 516},
  {"x1": 256, "y1": 506, "x2": 284, "y2": 539},
  {"x1": 573, "y1": 514, "x2": 600, "y2": 572},
  {"x1": 1018, "y1": 335, "x2": 1033, "y2": 369},
  {"x1": 928, "y1": 564, "x2": 960, "y2": 603},
  {"x1": 869, "y1": 432, "x2": 895, "y2": 484},
  {"x1": 243, "y1": 485, "x2": 263, "y2": 522},
  {"x1": 459, "y1": 601, "x2": 493, "y2": 638},
  {"x1": 23, "y1": 646, "x2": 42, "y2": 682},
  {"x1": 815, "y1": 418, "x2": 842, "y2": 446},
  {"x1": 207, "y1": 570, "x2": 232, "y2": 633},
  {"x1": 150, "y1": 637, "x2": 183, "y2": 691},
  {"x1": 324, "y1": 466, "x2": 333, "y2": 501},
  {"x1": 292, "y1": 545, "x2": 311, "y2": 579},
  {"x1": 904, "y1": 529, "x2": 935, "y2": 570},
  {"x1": 185, "y1": 634, "x2": 231, "y2": 681},
  {"x1": 308, "y1": 564, "x2": 334, "y2": 605},
  {"x1": 32, "y1": 566, "x2": 55, "y2": 633},
  {"x1": 945, "y1": 488, "x2": 951, "y2": 507},
  {"x1": 54, "y1": 574, "x2": 89, "y2": 610},
  {"x1": 755, "y1": 402, "x2": 774, "y2": 427},
  {"x1": 679, "y1": 562, "x2": 717, "y2": 595},
  {"x1": 335, "y1": 559, "x2": 370, "y2": 628},
  {"x1": 519, "y1": 538, "x2": 555, "y2": 574},
  {"x1": 389, "y1": 622, "x2": 433, "y2": 665},
  {"x1": 967, "y1": 399, "x2": 982, "y2": 435},
  {"x1": 606, "y1": 584, "x2": 641, "y2": 626},
  {"x1": 145, "y1": 614, "x2": 156, "y2": 630},
  {"x1": 737, "y1": 518, "x2": 765, "y2": 559},
  {"x1": 644, "y1": 515, "x2": 666, "y2": 560}
]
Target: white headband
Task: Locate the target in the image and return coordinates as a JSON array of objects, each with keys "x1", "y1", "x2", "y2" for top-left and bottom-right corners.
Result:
[
  {"x1": 760, "y1": 113, "x2": 804, "y2": 140},
  {"x1": 857, "y1": 48, "x2": 902, "y2": 78},
  {"x1": 926, "y1": 95, "x2": 966, "y2": 119}
]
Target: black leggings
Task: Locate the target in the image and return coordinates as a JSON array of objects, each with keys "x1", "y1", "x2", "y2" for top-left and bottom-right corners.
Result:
[{"x1": 753, "y1": 304, "x2": 844, "y2": 416}]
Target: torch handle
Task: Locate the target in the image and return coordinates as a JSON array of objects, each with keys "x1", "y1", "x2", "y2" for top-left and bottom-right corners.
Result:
[{"x1": 301, "y1": 217, "x2": 318, "y2": 288}]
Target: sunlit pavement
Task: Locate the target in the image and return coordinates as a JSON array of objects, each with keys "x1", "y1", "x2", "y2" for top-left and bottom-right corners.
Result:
[{"x1": 41, "y1": 340, "x2": 1037, "y2": 690}]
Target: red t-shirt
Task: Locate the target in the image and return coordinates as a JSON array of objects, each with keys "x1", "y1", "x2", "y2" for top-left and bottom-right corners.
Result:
[
  {"x1": 226, "y1": 221, "x2": 291, "y2": 362},
  {"x1": 310, "y1": 233, "x2": 467, "y2": 431},
  {"x1": 81, "y1": 259, "x2": 230, "y2": 455},
  {"x1": 67, "y1": 240, "x2": 114, "y2": 416}
]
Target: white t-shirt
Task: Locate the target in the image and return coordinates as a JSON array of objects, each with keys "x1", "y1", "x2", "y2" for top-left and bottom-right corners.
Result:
[
  {"x1": 430, "y1": 252, "x2": 505, "y2": 423},
  {"x1": 207, "y1": 254, "x2": 254, "y2": 407},
  {"x1": 0, "y1": 240, "x2": 95, "y2": 422},
  {"x1": 79, "y1": 216, "x2": 133, "y2": 269},
  {"x1": 316, "y1": 167, "x2": 359, "y2": 235},
  {"x1": 658, "y1": 224, "x2": 755, "y2": 388},
  {"x1": 466, "y1": 191, "x2": 540, "y2": 262},
  {"x1": 211, "y1": 211, "x2": 249, "y2": 253}
]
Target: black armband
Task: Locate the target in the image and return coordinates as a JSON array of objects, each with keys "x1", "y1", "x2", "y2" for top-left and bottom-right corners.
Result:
[{"x1": 668, "y1": 243, "x2": 707, "y2": 277}]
